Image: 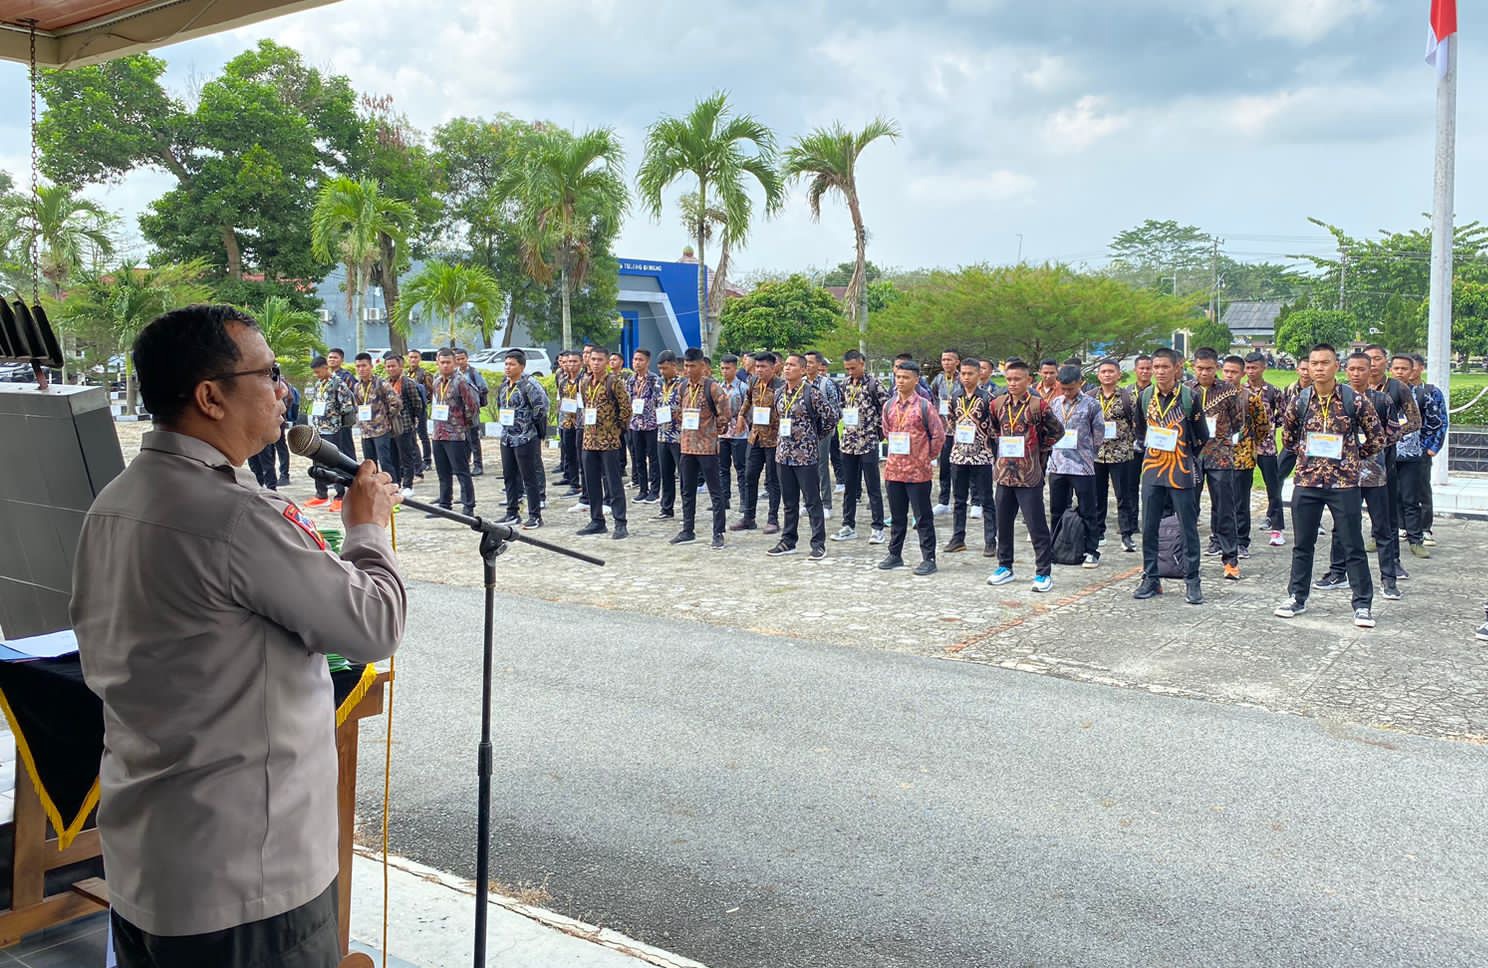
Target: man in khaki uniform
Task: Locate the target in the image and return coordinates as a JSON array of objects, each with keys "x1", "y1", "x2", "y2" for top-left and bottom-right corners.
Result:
[{"x1": 70, "y1": 305, "x2": 406, "y2": 968}]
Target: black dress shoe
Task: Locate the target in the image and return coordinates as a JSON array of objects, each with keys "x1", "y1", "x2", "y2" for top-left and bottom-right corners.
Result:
[
  {"x1": 471, "y1": 467, "x2": 484, "y2": 476},
  {"x1": 913, "y1": 559, "x2": 937, "y2": 576},
  {"x1": 669, "y1": 531, "x2": 696, "y2": 544},
  {"x1": 612, "y1": 524, "x2": 629, "y2": 539},
  {"x1": 576, "y1": 520, "x2": 607, "y2": 536},
  {"x1": 1132, "y1": 579, "x2": 1162, "y2": 600},
  {"x1": 943, "y1": 539, "x2": 967, "y2": 553},
  {"x1": 1121, "y1": 535, "x2": 1137, "y2": 553},
  {"x1": 1185, "y1": 580, "x2": 1204, "y2": 605},
  {"x1": 982, "y1": 545, "x2": 997, "y2": 557},
  {"x1": 878, "y1": 555, "x2": 904, "y2": 570}
]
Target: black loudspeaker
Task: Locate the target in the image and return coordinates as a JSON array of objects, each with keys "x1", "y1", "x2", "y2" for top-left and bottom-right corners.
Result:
[{"x1": 0, "y1": 384, "x2": 124, "y2": 639}]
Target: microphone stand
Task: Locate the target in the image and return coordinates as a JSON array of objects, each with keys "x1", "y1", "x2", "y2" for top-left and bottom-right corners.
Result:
[{"x1": 308, "y1": 467, "x2": 601, "y2": 966}]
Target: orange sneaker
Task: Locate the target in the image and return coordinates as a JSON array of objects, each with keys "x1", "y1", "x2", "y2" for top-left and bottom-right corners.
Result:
[
  {"x1": 328, "y1": 499, "x2": 343, "y2": 512},
  {"x1": 1223, "y1": 563, "x2": 1240, "y2": 581},
  {"x1": 306, "y1": 497, "x2": 330, "y2": 508}
]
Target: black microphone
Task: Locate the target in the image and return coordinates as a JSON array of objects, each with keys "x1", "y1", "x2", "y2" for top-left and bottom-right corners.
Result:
[{"x1": 287, "y1": 425, "x2": 362, "y2": 476}]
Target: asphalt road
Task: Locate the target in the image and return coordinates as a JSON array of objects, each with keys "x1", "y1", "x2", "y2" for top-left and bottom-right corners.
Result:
[{"x1": 358, "y1": 582, "x2": 1488, "y2": 968}]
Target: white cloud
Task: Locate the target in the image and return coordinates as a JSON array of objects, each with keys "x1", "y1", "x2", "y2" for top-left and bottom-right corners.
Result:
[
  {"x1": 907, "y1": 170, "x2": 1036, "y2": 204},
  {"x1": 1041, "y1": 95, "x2": 1129, "y2": 152}
]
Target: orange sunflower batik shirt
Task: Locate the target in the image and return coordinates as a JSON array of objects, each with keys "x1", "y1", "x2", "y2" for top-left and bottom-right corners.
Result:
[{"x1": 1136, "y1": 386, "x2": 1208, "y2": 490}]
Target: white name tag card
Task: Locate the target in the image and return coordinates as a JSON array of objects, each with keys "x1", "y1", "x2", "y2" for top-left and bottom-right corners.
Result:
[
  {"x1": 938, "y1": 400, "x2": 950, "y2": 416},
  {"x1": 887, "y1": 431, "x2": 911, "y2": 455},
  {"x1": 1103, "y1": 420, "x2": 1117, "y2": 439},
  {"x1": 655, "y1": 405, "x2": 673, "y2": 423},
  {"x1": 753, "y1": 406, "x2": 772, "y2": 425},
  {"x1": 998, "y1": 436, "x2": 1027, "y2": 459},
  {"x1": 955, "y1": 422, "x2": 976, "y2": 444},
  {"x1": 632, "y1": 396, "x2": 647, "y2": 411},
  {"x1": 584, "y1": 406, "x2": 598, "y2": 424},
  {"x1": 500, "y1": 409, "x2": 515, "y2": 426},
  {"x1": 842, "y1": 406, "x2": 860, "y2": 427},
  {"x1": 560, "y1": 397, "x2": 579, "y2": 413},
  {"x1": 682, "y1": 409, "x2": 701, "y2": 430},
  {"x1": 357, "y1": 404, "x2": 373, "y2": 422},
  {"x1": 1308, "y1": 432, "x2": 1343, "y2": 460},
  {"x1": 1147, "y1": 426, "x2": 1179, "y2": 452},
  {"x1": 1205, "y1": 416, "x2": 1218, "y2": 438},
  {"x1": 311, "y1": 400, "x2": 327, "y2": 418},
  {"x1": 431, "y1": 404, "x2": 450, "y2": 422},
  {"x1": 778, "y1": 417, "x2": 794, "y2": 437},
  {"x1": 1054, "y1": 429, "x2": 1079, "y2": 450}
]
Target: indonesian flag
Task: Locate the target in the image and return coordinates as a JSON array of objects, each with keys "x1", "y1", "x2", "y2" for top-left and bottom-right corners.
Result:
[{"x1": 1427, "y1": 0, "x2": 1458, "y2": 80}]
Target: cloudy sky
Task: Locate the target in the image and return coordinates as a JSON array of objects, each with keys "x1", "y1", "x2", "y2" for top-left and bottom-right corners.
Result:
[{"x1": 0, "y1": 0, "x2": 1480, "y2": 279}]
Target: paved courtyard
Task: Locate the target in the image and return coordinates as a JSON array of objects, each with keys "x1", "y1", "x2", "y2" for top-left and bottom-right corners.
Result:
[{"x1": 113, "y1": 424, "x2": 1488, "y2": 742}]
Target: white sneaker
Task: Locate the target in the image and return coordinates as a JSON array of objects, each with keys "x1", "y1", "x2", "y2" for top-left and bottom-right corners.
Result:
[
  {"x1": 831, "y1": 526, "x2": 856, "y2": 542},
  {"x1": 823, "y1": 507, "x2": 834, "y2": 519},
  {"x1": 970, "y1": 505, "x2": 982, "y2": 518},
  {"x1": 868, "y1": 528, "x2": 886, "y2": 544},
  {"x1": 834, "y1": 483, "x2": 846, "y2": 494},
  {"x1": 570, "y1": 502, "x2": 590, "y2": 512},
  {"x1": 933, "y1": 503, "x2": 951, "y2": 515},
  {"x1": 1269, "y1": 530, "x2": 1284, "y2": 547},
  {"x1": 400, "y1": 487, "x2": 414, "y2": 498}
]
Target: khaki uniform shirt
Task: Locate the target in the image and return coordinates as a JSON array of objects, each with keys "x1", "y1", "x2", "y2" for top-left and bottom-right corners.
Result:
[{"x1": 70, "y1": 431, "x2": 407, "y2": 936}]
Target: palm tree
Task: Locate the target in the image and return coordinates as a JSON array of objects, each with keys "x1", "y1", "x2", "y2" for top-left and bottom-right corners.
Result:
[
  {"x1": 2, "y1": 183, "x2": 117, "y2": 381},
  {"x1": 637, "y1": 91, "x2": 785, "y2": 354},
  {"x1": 59, "y1": 259, "x2": 212, "y2": 414},
  {"x1": 678, "y1": 192, "x2": 733, "y2": 336},
  {"x1": 393, "y1": 260, "x2": 503, "y2": 349},
  {"x1": 253, "y1": 295, "x2": 324, "y2": 383},
  {"x1": 498, "y1": 127, "x2": 628, "y2": 349},
  {"x1": 310, "y1": 177, "x2": 413, "y2": 354},
  {"x1": 783, "y1": 118, "x2": 900, "y2": 354}
]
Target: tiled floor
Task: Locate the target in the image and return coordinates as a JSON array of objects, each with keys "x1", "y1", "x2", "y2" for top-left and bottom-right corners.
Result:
[{"x1": 0, "y1": 912, "x2": 107, "y2": 967}]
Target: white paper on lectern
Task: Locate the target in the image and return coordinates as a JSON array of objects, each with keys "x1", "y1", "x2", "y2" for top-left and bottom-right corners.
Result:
[{"x1": 0, "y1": 629, "x2": 79, "y2": 659}]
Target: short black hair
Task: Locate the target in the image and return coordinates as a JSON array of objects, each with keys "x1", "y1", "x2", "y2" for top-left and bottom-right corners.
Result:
[
  {"x1": 941, "y1": 348, "x2": 961, "y2": 359},
  {"x1": 806, "y1": 350, "x2": 827, "y2": 365},
  {"x1": 328, "y1": 346, "x2": 345, "y2": 357},
  {"x1": 1135, "y1": 354, "x2": 1152, "y2": 364},
  {"x1": 1346, "y1": 351, "x2": 1371, "y2": 365},
  {"x1": 1364, "y1": 343, "x2": 1386, "y2": 354},
  {"x1": 1057, "y1": 364, "x2": 1083, "y2": 385},
  {"x1": 310, "y1": 355, "x2": 328, "y2": 368},
  {"x1": 1193, "y1": 347, "x2": 1219, "y2": 362},
  {"x1": 960, "y1": 356, "x2": 981, "y2": 369},
  {"x1": 133, "y1": 304, "x2": 260, "y2": 425},
  {"x1": 755, "y1": 351, "x2": 778, "y2": 366},
  {"x1": 1244, "y1": 351, "x2": 1266, "y2": 364},
  {"x1": 634, "y1": 347, "x2": 653, "y2": 360},
  {"x1": 505, "y1": 348, "x2": 527, "y2": 365},
  {"x1": 1412, "y1": 353, "x2": 1427, "y2": 366},
  {"x1": 843, "y1": 349, "x2": 865, "y2": 363},
  {"x1": 453, "y1": 347, "x2": 469, "y2": 356},
  {"x1": 721, "y1": 353, "x2": 739, "y2": 365},
  {"x1": 382, "y1": 350, "x2": 400, "y2": 362},
  {"x1": 785, "y1": 352, "x2": 807, "y2": 367},
  {"x1": 1389, "y1": 352, "x2": 1414, "y2": 366},
  {"x1": 407, "y1": 348, "x2": 423, "y2": 357},
  {"x1": 683, "y1": 347, "x2": 705, "y2": 363},
  {"x1": 896, "y1": 359, "x2": 922, "y2": 374},
  {"x1": 1004, "y1": 359, "x2": 1030, "y2": 374},
  {"x1": 1038, "y1": 358, "x2": 1057, "y2": 369},
  {"x1": 1097, "y1": 358, "x2": 1121, "y2": 370},
  {"x1": 657, "y1": 349, "x2": 677, "y2": 364},
  {"x1": 1308, "y1": 343, "x2": 1337, "y2": 359},
  {"x1": 1152, "y1": 348, "x2": 1181, "y2": 365},
  {"x1": 435, "y1": 348, "x2": 455, "y2": 360},
  {"x1": 894, "y1": 352, "x2": 914, "y2": 362},
  {"x1": 354, "y1": 352, "x2": 373, "y2": 363},
  {"x1": 1223, "y1": 355, "x2": 1245, "y2": 367}
]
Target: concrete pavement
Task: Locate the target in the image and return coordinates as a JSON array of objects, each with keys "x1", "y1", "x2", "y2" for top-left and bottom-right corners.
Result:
[{"x1": 355, "y1": 583, "x2": 1488, "y2": 968}]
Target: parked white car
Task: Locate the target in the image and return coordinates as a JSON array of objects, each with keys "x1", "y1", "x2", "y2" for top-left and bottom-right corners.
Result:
[{"x1": 466, "y1": 347, "x2": 552, "y2": 377}]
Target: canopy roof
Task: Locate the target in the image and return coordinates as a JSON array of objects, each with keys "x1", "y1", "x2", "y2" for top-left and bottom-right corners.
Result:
[{"x1": 0, "y1": 0, "x2": 337, "y2": 68}]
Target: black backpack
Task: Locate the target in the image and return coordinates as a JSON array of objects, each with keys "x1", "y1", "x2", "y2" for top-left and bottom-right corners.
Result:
[
  {"x1": 1157, "y1": 512, "x2": 1186, "y2": 579},
  {"x1": 1050, "y1": 507, "x2": 1087, "y2": 566}
]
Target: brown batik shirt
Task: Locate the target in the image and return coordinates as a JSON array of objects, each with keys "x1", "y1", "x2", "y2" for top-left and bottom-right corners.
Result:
[
  {"x1": 990, "y1": 392, "x2": 1062, "y2": 488},
  {"x1": 579, "y1": 371, "x2": 633, "y2": 451},
  {"x1": 745, "y1": 376, "x2": 785, "y2": 448},
  {"x1": 1281, "y1": 384, "x2": 1385, "y2": 490},
  {"x1": 1195, "y1": 381, "x2": 1246, "y2": 471},
  {"x1": 678, "y1": 378, "x2": 731, "y2": 456},
  {"x1": 1092, "y1": 387, "x2": 1137, "y2": 464}
]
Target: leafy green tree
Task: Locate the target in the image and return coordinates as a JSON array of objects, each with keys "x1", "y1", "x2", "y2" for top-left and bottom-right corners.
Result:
[
  {"x1": 1377, "y1": 294, "x2": 1426, "y2": 354},
  {"x1": 1274, "y1": 308, "x2": 1356, "y2": 359},
  {"x1": 36, "y1": 42, "x2": 360, "y2": 286},
  {"x1": 1107, "y1": 219, "x2": 1213, "y2": 295},
  {"x1": 393, "y1": 260, "x2": 503, "y2": 348},
  {"x1": 58, "y1": 259, "x2": 213, "y2": 413},
  {"x1": 718, "y1": 275, "x2": 843, "y2": 353},
  {"x1": 310, "y1": 176, "x2": 413, "y2": 354},
  {"x1": 1187, "y1": 317, "x2": 1234, "y2": 355},
  {"x1": 251, "y1": 295, "x2": 324, "y2": 384},
  {"x1": 497, "y1": 127, "x2": 628, "y2": 349},
  {"x1": 867, "y1": 279, "x2": 900, "y2": 313},
  {"x1": 783, "y1": 117, "x2": 900, "y2": 350},
  {"x1": 1218, "y1": 258, "x2": 1310, "y2": 303},
  {"x1": 679, "y1": 191, "x2": 733, "y2": 333},
  {"x1": 638, "y1": 91, "x2": 785, "y2": 353},
  {"x1": 1449, "y1": 279, "x2": 1488, "y2": 357},
  {"x1": 823, "y1": 260, "x2": 883, "y2": 288}
]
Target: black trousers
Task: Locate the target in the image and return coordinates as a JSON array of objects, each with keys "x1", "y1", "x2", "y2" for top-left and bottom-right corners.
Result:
[
  {"x1": 742, "y1": 444, "x2": 781, "y2": 524},
  {"x1": 433, "y1": 438, "x2": 475, "y2": 511},
  {"x1": 1422, "y1": 454, "x2": 1436, "y2": 531},
  {"x1": 830, "y1": 431, "x2": 843, "y2": 480},
  {"x1": 680, "y1": 452, "x2": 726, "y2": 537},
  {"x1": 1329, "y1": 485, "x2": 1398, "y2": 582},
  {"x1": 817, "y1": 432, "x2": 835, "y2": 510},
  {"x1": 248, "y1": 444, "x2": 278, "y2": 488},
  {"x1": 842, "y1": 448, "x2": 886, "y2": 531},
  {"x1": 887, "y1": 479, "x2": 935, "y2": 561},
  {"x1": 501, "y1": 438, "x2": 544, "y2": 517},
  {"x1": 360, "y1": 434, "x2": 399, "y2": 478},
  {"x1": 390, "y1": 429, "x2": 418, "y2": 488},
  {"x1": 466, "y1": 424, "x2": 484, "y2": 470},
  {"x1": 583, "y1": 448, "x2": 627, "y2": 525},
  {"x1": 937, "y1": 434, "x2": 954, "y2": 505},
  {"x1": 1094, "y1": 460, "x2": 1138, "y2": 540},
  {"x1": 1257, "y1": 454, "x2": 1284, "y2": 530},
  {"x1": 1231, "y1": 468, "x2": 1252, "y2": 550},
  {"x1": 113, "y1": 880, "x2": 339, "y2": 968},
  {"x1": 417, "y1": 412, "x2": 432, "y2": 465},
  {"x1": 719, "y1": 437, "x2": 747, "y2": 510},
  {"x1": 559, "y1": 427, "x2": 581, "y2": 486},
  {"x1": 1397, "y1": 457, "x2": 1428, "y2": 544},
  {"x1": 778, "y1": 461, "x2": 825, "y2": 551},
  {"x1": 274, "y1": 426, "x2": 290, "y2": 481},
  {"x1": 995, "y1": 483, "x2": 1053, "y2": 576},
  {"x1": 658, "y1": 439, "x2": 681, "y2": 513},
  {"x1": 1200, "y1": 465, "x2": 1239, "y2": 565},
  {"x1": 1278, "y1": 449, "x2": 1297, "y2": 482},
  {"x1": 1290, "y1": 486, "x2": 1371, "y2": 609},
  {"x1": 1141, "y1": 484, "x2": 1200, "y2": 582},
  {"x1": 1048, "y1": 472, "x2": 1100, "y2": 557},
  {"x1": 312, "y1": 431, "x2": 347, "y2": 499},
  {"x1": 630, "y1": 428, "x2": 659, "y2": 497},
  {"x1": 950, "y1": 463, "x2": 995, "y2": 548}
]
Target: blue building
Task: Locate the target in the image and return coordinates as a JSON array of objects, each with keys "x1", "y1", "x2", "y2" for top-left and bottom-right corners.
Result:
[{"x1": 309, "y1": 255, "x2": 707, "y2": 357}]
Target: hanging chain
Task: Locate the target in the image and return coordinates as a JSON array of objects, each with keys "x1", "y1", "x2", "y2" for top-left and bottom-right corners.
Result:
[{"x1": 28, "y1": 20, "x2": 41, "y2": 306}]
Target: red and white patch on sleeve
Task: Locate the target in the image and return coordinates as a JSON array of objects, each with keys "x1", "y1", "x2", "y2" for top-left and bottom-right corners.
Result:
[{"x1": 282, "y1": 502, "x2": 327, "y2": 550}]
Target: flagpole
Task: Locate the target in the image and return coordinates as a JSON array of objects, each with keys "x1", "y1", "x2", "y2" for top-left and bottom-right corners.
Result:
[{"x1": 1427, "y1": 32, "x2": 1456, "y2": 487}]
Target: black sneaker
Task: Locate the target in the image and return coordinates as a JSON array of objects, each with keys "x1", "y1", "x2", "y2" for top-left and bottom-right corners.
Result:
[
  {"x1": 767, "y1": 542, "x2": 796, "y2": 557},
  {"x1": 1381, "y1": 583, "x2": 1402, "y2": 600},
  {"x1": 808, "y1": 546, "x2": 826, "y2": 561},
  {"x1": 522, "y1": 516, "x2": 542, "y2": 530},
  {"x1": 1132, "y1": 579, "x2": 1162, "y2": 600},
  {"x1": 1237, "y1": 545, "x2": 1251, "y2": 560},
  {"x1": 655, "y1": 511, "x2": 675, "y2": 520},
  {"x1": 710, "y1": 534, "x2": 725, "y2": 550},
  {"x1": 612, "y1": 524, "x2": 629, "y2": 540},
  {"x1": 1185, "y1": 580, "x2": 1204, "y2": 605},
  {"x1": 576, "y1": 520, "x2": 607, "y2": 536},
  {"x1": 943, "y1": 538, "x2": 967, "y2": 553},
  {"x1": 1203, "y1": 540, "x2": 1222, "y2": 557},
  {"x1": 877, "y1": 555, "x2": 904, "y2": 570},
  {"x1": 1273, "y1": 598, "x2": 1307, "y2": 618},
  {"x1": 1313, "y1": 573, "x2": 1348, "y2": 591},
  {"x1": 471, "y1": 466, "x2": 484, "y2": 477},
  {"x1": 1396, "y1": 566, "x2": 1410, "y2": 581},
  {"x1": 669, "y1": 531, "x2": 696, "y2": 545},
  {"x1": 1121, "y1": 535, "x2": 1137, "y2": 553},
  {"x1": 913, "y1": 559, "x2": 937, "y2": 576},
  {"x1": 497, "y1": 513, "x2": 522, "y2": 525}
]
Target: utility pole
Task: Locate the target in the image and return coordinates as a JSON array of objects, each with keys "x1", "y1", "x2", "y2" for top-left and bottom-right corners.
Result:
[
  {"x1": 1338, "y1": 248, "x2": 1348, "y2": 312},
  {"x1": 1211, "y1": 237, "x2": 1221, "y2": 323},
  {"x1": 1016, "y1": 233, "x2": 1024, "y2": 263}
]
